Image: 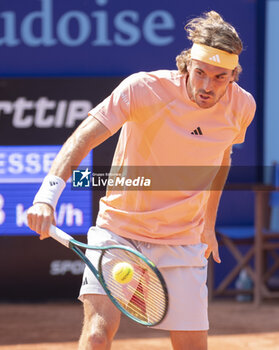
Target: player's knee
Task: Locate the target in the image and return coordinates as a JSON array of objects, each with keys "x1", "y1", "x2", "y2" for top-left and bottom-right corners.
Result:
[
  {"x1": 88, "y1": 332, "x2": 108, "y2": 349},
  {"x1": 84, "y1": 319, "x2": 115, "y2": 349}
]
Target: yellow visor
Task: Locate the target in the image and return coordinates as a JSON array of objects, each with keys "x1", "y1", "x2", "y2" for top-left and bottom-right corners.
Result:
[{"x1": 191, "y1": 43, "x2": 239, "y2": 70}]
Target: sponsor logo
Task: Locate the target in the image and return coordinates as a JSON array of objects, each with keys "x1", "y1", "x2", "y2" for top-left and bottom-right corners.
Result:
[
  {"x1": 209, "y1": 54, "x2": 221, "y2": 63},
  {"x1": 82, "y1": 277, "x2": 88, "y2": 285},
  {"x1": 191, "y1": 127, "x2": 203, "y2": 135},
  {"x1": 0, "y1": 0, "x2": 175, "y2": 48},
  {"x1": 50, "y1": 260, "x2": 85, "y2": 275},
  {"x1": 0, "y1": 97, "x2": 92, "y2": 128}
]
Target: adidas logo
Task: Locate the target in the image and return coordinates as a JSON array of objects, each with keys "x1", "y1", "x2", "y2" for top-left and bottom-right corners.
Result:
[
  {"x1": 191, "y1": 127, "x2": 203, "y2": 135},
  {"x1": 49, "y1": 181, "x2": 58, "y2": 186},
  {"x1": 82, "y1": 277, "x2": 88, "y2": 286},
  {"x1": 209, "y1": 54, "x2": 220, "y2": 63}
]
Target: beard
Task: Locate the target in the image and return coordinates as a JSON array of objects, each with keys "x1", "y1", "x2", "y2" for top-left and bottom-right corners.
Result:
[{"x1": 186, "y1": 77, "x2": 229, "y2": 109}]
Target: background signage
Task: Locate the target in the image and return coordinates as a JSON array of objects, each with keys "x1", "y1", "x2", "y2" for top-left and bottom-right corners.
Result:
[
  {"x1": 0, "y1": 145, "x2": 93, "y2": 235},
  {"x1": 0, "y1": 77, "x2": 122, "y2": 145}
]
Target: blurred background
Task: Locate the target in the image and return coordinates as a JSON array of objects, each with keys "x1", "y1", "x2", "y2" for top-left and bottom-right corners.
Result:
[{"x1": 0, "y1": 0, "x2": 275, "y2": 302}]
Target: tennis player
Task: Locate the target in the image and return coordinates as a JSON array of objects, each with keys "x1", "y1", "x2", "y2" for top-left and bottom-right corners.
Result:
[{"x1": 27, "y1": 11, "x2": 256, "y2": 350}]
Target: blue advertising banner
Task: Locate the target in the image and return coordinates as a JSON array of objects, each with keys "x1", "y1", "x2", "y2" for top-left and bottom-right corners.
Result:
[
  {"x1": 0, "y1": 1, "x2": 256, "y2": 83},
  {"x1": 0, "y1": 145, "x2": 93, "y2": 235}
]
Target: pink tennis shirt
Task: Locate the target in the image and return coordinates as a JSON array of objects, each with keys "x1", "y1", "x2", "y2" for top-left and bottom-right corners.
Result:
[{"x1": 88, "y1": 70, "x2": 256, "y2": 245}]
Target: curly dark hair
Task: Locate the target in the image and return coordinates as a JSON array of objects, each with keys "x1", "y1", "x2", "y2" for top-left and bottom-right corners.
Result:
[{"x1": 176, "y1": 11, "x2": 243, "y2": 81}]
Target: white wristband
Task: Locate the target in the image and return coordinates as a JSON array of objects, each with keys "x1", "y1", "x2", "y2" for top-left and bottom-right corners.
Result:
[{"x1": 33, "y1": 175, "x2": 66, "y2": 211}]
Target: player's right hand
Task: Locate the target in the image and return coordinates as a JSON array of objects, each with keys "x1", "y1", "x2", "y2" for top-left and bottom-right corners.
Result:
[{"x1": 27, "y1": 203, "x2": 56, "y2": 240}]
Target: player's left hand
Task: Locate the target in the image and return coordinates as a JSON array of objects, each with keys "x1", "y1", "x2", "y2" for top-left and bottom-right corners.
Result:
[{"x1": 201, "y1": 229, "x2": 221, "y2": 263}]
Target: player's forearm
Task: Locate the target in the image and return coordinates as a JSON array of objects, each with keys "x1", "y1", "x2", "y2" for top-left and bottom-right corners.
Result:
[
  {"x1": 32, "y1": 117, "x2": 110, "y2": 211},
  {"x1": 204, "y1": 148, "x2": 232, "y2": 231},
  {"x1": 48, "y1": 131, "x2": 89, "y2": 182},
  {"x1": 49, "y1": 116, "x2": 110, "y2": 182},
  {"x1": 204, "y1": 190, "x2": 225, "y2": 231}
]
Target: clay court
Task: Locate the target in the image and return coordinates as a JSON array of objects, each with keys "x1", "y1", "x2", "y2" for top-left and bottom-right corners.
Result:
[{"x1": 1, "y1": 300, "x2": 279, "y2": 350}]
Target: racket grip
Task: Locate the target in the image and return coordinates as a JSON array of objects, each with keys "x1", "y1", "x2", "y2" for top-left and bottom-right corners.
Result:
[{"x1": 49, "y1": 225, "x2": 73, "y2": 248}]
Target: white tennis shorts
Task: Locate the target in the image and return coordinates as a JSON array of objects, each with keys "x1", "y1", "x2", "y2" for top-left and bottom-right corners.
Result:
[{"x1": 79, "y1": 226, "x2": 209, "y2": 331}]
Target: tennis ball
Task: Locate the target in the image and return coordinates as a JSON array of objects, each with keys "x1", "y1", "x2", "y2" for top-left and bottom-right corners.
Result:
[{"x1": 112, "y1": 262, "x2": 134, "y2": 284}]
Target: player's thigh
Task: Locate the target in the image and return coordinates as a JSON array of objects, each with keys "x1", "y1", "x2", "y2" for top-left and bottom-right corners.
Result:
[
  {"x1": 82, "y1": 294, "x2": 121, "y2": 337},
  {"x1": 170, "y1": 330, "x2": 208, "y2": 350}
]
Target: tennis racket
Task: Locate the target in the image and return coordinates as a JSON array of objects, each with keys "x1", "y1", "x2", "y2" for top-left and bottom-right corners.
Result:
[{"x1": 49, "y1": 225, "x2": 168, "y2": 326}]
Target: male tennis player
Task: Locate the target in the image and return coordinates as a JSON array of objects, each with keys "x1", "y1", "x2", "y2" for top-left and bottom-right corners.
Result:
[{"x1": 27, "y1": 11, "x2": 255, "y2": 350}]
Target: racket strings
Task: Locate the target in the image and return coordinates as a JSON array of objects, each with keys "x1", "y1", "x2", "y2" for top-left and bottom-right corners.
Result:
[
  {"x1": 104, "y1": 271, "x2": 163, "y2": 315},
  {"x1": 105, "y1": 269, "x2": 165, "y2": 322},
  {"x1": 101, "y1": 249, "x2": 167, "y2": 324},
  {"x1": 104, "y1": 273, "x2": 165, "y2": 310},
  {"x1": 104, "y1": 265, "x2": 165, "y2": 309}
]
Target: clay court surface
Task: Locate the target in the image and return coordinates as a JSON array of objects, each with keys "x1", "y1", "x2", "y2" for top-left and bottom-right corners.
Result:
[{"x1": 1, "y1": 301, "x2": 279, "y2": 350}]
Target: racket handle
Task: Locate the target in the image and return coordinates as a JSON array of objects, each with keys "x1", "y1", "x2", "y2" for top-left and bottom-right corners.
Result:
[{"x1": 49, "y1": 225, "x2": 73, "y2": 248}]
